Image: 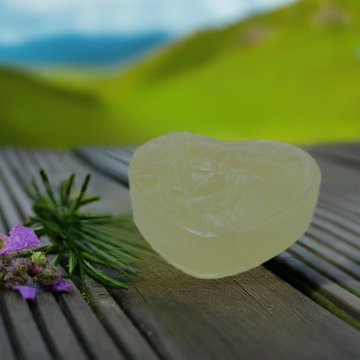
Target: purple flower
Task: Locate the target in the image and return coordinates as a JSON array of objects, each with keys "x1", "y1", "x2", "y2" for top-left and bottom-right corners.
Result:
[
  {"x1": 0, "y1": 223, "x2": 41, "y2": 257},
  {"x1": 43, "y1": 278, "x2": 72, "y2": 292},
  {"x1": 13, "y1": 286, "x2": 37, "y2": 301}
]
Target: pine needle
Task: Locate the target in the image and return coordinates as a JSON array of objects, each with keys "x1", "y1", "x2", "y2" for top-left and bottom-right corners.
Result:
[{"x1": 23, "y1": 170, "x2": 142, "y2": 290}]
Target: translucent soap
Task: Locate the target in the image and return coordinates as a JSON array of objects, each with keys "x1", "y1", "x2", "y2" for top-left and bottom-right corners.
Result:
[{"x1": 129, "y1": 132, "x2": 321, "y2": 279}]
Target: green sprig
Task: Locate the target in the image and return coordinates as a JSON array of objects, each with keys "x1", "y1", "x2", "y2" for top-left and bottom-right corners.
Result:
[{"x1": 23, "y1": 170, "x2": 142, "y2": 290}]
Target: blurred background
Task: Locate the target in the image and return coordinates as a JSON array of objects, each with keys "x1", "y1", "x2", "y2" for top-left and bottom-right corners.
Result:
[{"x1": 0, "y1": 0, "x2": 359, "y2": 148}]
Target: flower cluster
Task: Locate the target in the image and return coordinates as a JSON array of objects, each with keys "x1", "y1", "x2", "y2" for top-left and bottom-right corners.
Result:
[
  {"x1": 0, "y1": 256, "x2": 32, "y2": 288},
  {"x1": 0, "y1": 223, "x2": 41, "y2": 256},
  {"x1": 30, "y1": 252, "x2": 61, "y2": 286},
  {"x1": 0, "y1": 223, "x2": 72, "y2": 300}
]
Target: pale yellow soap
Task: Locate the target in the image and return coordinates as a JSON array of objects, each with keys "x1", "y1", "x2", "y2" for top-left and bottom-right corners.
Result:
[{"x1": 129, "y1": 132, "x2": 321, "y2": 279}]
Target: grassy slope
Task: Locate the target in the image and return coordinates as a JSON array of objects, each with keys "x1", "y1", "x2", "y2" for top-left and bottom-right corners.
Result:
[
  {"x1": 0, "y1": 67, "x2": 121, "y2": 147},
  {"x1": 97, "y1": 0, "x2": 360, "y2": 145}
]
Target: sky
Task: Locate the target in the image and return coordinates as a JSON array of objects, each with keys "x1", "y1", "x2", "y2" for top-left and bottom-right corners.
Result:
[{"x1": 0, "y1": 0, "x2": 298, "y2": 44}]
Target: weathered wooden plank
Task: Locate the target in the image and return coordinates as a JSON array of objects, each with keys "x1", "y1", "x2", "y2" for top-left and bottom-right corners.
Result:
[
  {"x1": 98, "y1": 148, "x2": 132, "y2": 165},
  {"x1": 315, "y1": 207, "x2": 360, "y2": 236},
  {"x1": 310, "y1": 144, "x2": 360, "y2": 168},
  {"x1": 0, "y1": 150, "x2": 33, "y2": 217},
  {"x1": 306, "y1": 225, "x2": 360, "y2": 264},
  {"x1": 0, "y1": 289, "x2": 53, "y2": 360},
  {"x1": 289, "y1": 243, "x2": 360, "y2": 296},
  {"x1": 108, "y1": 250, "x2": 360, "y2": 360},
  {"x1": 1, "y1": 150, "x2": 89, "y2": 360},
  {"x1": 314, "y1": 159, "x2": 360, "y2": 196},
  {"x1": 58, "y1": 281, "x2": 126, "y2": 360},
  {"x1": 0, "y1": 309, "x2": 16, "y2": 360},
  {"x1": 86, "y1": 277, "x2": 160, "y2": 360},
  {"x1": 0, "y1": 175, "x2": 21, "y2": 229},
  {"x1": 295, "y1": 151, "x2": 360, "y2": 319},
  {"x1": 0, "y1": 149, "x2": 126, "y2": 360},
  {"x1": 319, "y1": 195, "x2": 360, "y2": 219},
  {"x1": 30, "y1": 289, "x2": 89, "y2": 360},
  {"x1": 41, "y1": 151, "x2": 160, "y2": 360},
  {"x1": 61, "y1": 151, "x2": 132, "y2": 215},
  {"x1": 7, "y1": 146, "x2": 360, "y2": 359},
  {"x1": 71, "y1": 149, "x2": 360, "y2": 359},
  {"x1": 75, "y1": 148, "x2": 130, "y2": 184},
  {"x1": 0, "y1": 166, "x2": 54, "y2": 360},
  {"x1": 20, "y1": 149, "x2": 156, "y2": 360},
  {"x1": 76, "y1": 146, "x2": 360, "y2": 327},
  {"x1": 319, "y1": 201, "x2": 360, "y2": 226},
  {"x1": 313, "y1": 157, "x2": 359, "y2": 190},
  {"x1": 103, "y1": 146, "x2": 137, "y2": 156},
  {"x1": 270, "y1": 252, "x2": 360, "y2": 322},
  {"x1": 26, "y1": 149, "x2": 132, "y2": 216},
  {"x1": 298, "y1": 235, "x2": 360, "y2": 281},
  {"x1": 310, "y1": 217, "x2": 360, "y2": 250}
]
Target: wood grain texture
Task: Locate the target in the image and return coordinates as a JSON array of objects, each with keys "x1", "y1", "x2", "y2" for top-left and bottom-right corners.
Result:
[
  {"x1": 30, "y1": 289, "x2": 89, "y2": 360},
  {"x1": 2, "y1": 153, "x2": 88, "y2": 360},
  {"x1": 306, "y1": 225, "x2": 360, "y2": 263},
  {"x1": 289, "y1": 242, "x2": 360, "y2": 295},
  {"x1": 299, "y1": 235, "x2": 360, "y2": 279},
  {"x1": 270, "y1": 251, "x2": 360, "y2": 321},
  {"x1": 310, "y1": 143, "x2": 360, "y2": 168},
  {"x1": 75, "y1": 148, "x2": 131, "y2": 184},
  {"x1": 72, "y1": 148, "x2": 360, "y2": 359},
  {"x1": 315, "y1": 207, "x2": 360, "y2": 236},
  {"x1": 76, "y1": 146, "x2": 360, "y2": 320},
  {"x1": 58, "y1": 282, "x2": 126, "y2": 360},
  {"x1": 0, "y1": 164, "x2": 54, "y2": 360},
  {"x1": 16, "y1": 149, "x2": 157, "y2": 360},
  {"x1": 0, "y1": 151, "x2": 33, "y2": 217},
  {"x1": 0, "y1": 289, "x2": 53, "y2": 360},
  {"x1": 0, "y1": 149, "x2": 126, "y2": 360},
  {"x1": 311, "y1": 216, "x2": 360, "y2": 250},
  {"x1": 109, "y1": 252, "x2": 360, "y2": 360},
  {"x1": 86, "y1": 276, "x2": 160, "y2": 360},
  {"x1": 0, "y1": 309, "x2": 16, "y2": 360},
  {"x1": 4, "y1": 146, "x2": 360, "y2": 360}
]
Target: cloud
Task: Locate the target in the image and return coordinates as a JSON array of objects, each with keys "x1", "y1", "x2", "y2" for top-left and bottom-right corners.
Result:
[{"x1": 0, "y1": 0, "x2": 297, "y2": 44}]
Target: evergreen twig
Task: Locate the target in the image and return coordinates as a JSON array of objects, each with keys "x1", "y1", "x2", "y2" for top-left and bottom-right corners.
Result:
[{"x1": 23, "y1": 170, "x2": 142, "y2": 290}]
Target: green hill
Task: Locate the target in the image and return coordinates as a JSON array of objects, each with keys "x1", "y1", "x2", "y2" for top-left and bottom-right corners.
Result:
[
  {"x1": 96, "y1": 0, "x2": 360, "y2": 144},
  {"x1": 0, "y1": 67, "x2": 120, "y2": 147},
  {"x1": 1, "y1": 0, "x2": 360, "y2": 147}
]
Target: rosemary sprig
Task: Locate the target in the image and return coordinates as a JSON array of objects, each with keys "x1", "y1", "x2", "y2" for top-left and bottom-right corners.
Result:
[{"x1": 22, "y1": 170, "x2": 141, "y2": 290}]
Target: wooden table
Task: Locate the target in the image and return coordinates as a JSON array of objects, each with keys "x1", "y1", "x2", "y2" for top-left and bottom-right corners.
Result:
[{"x1": 1, "y1": 143, "x2": 360, "y2": 360}]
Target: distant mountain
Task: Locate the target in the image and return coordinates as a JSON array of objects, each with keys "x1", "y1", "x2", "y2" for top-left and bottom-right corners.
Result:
[{"x1": 0, "y1": 33, "x2": 169, "y2": 67}]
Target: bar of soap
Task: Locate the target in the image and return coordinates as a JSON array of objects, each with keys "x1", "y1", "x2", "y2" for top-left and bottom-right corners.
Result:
[{"x1": 129, "y1": 132, "x2": 321, "y2": 279}]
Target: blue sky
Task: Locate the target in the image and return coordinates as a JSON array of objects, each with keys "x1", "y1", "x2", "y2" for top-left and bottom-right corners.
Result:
[{"x1": 0, "y1": 0, "x2": 297, "y2": 44}]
